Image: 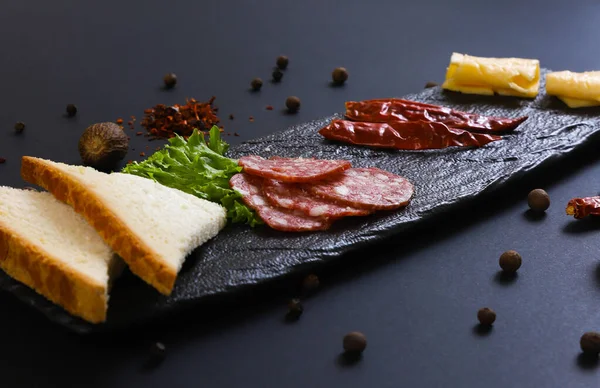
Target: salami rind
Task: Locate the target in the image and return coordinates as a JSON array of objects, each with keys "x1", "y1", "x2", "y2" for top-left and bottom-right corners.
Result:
[
  {"x1": 263, "y1": 179, "x2": 371, "y2": 219},
  {"x1": 238, "y1": 155, "x2": 351, "y2": 183},
  {"x1": 230, "y1": 173, "x2": 331, "y2": 232},
  {"x1": 307, "y1": 168, "x2": 414, "y2": 210}
]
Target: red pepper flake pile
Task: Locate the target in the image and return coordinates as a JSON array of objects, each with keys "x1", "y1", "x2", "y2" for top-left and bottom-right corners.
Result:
[
  {"x1": 141, "y1": 97, "x2": 220, "y2": 139},
  {"x1": 0, "y1": 157, "x2": 6, "y2": 164},
  {"x1": 266, "y1": 105, "x2": 274, "y2": 111}
]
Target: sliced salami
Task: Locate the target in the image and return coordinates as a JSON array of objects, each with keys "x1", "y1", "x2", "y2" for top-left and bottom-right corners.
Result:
[
  {"x1": 307, "y1": 168, "x2": 414, "y2": 210},
  {"x1": 230, "y1": 173, "x2": 331, "y2": 232},
  {"x1": 263, "y1": 179, "x2": 371, "y2": 219},
  {"x1": 238, "y1": 155, "x2": 351, "y2": 183}
]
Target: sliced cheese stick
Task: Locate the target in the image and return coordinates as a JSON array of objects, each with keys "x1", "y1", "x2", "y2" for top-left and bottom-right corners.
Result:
[
  {"x1": 442, "y1": 52, "x2": 540, "y2": 98},
  {"x1": 546, "y1": 70, "x2": 600, "y2": 108}
]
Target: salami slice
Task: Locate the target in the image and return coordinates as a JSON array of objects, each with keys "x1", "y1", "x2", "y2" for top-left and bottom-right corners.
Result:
[
  {"x1": 238, "y1": 155, "x2": 351, "y2": 183},
  {"x1": 230, "y1": 173, "x2": 331, "y2": 232},
  {"x1": 307, "y1": 168, "x2": 414, "y2": 210},
  {"x1": 263, "y1": 179, "x2": 372, "y2": 219}
]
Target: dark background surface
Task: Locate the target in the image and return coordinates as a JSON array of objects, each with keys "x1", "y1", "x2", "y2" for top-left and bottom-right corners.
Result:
[{"x1": 1, "y1": 1, "x2": 600, "y2": 387}]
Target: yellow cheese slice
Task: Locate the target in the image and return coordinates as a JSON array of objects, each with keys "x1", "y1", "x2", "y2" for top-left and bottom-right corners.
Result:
[
  {"x1": 545, "y1": 70, "x2": 600, "y2": 108},
  {"x1": 442, "y1": 52, "x2": 540, "y2": 98}
]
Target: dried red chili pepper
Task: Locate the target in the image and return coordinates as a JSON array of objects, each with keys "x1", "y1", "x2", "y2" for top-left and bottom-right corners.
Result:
[
  {"x1": 345, "y1": 99, "x2": 527, "y2": 133},
  {"x1": 140, "y1": 97, "x2": 220, "y2": 139},
  {"x1": 318, "y1": 119, "x2": 502, "y2": 150},
  {"x1": 566, "y1": 196, "x2": 600, "y2": 219}
]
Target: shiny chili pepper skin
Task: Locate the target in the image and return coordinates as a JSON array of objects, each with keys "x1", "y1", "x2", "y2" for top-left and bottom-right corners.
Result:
[
  {"x1": 344, "y1": 99, "x2": 527, "y2": 133},
  {"x1": 318, "y1": 119, "x2": 502, "y2": 150},
  {"x1": 566, "y1": 196, "x2": 600, "y2": 219}
]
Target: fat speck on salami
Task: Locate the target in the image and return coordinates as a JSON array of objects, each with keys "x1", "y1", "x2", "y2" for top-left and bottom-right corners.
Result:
[
  {"x1": 307, "y1": 168, "x2": 414, "y2": 210},
  {"x1": 230, "y1": 173, "x2": 331, "y2": 232},
  {"x1": 238, "y1": 155, "x2": 351, "y2": 183},
  {"x1": 263, "y1": 179, "x2": 371, "y2": 219}
]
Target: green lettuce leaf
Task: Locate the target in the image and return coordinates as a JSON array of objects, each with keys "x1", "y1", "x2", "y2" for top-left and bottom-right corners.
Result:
[{"x1": 122, "y1": 126, "x2": 262, "y2": 227}]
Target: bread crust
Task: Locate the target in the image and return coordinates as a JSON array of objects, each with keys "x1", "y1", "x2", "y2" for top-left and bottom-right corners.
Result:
[
  {"x1": 0, "y1": 220, "x2": 109, "y2": 323},
  {"x1": 21, "y1": 156, "x2": 176, "y2": 295}
]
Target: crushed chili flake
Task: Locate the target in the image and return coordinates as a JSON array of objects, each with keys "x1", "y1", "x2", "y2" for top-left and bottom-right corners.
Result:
[
  {"x1": 116, "y1": 118, "x2": 124, "y2": 125},
  {"x1": 266, "y1": 105, "x2": 274, "y2": 111},
  {"x1": 136, "y1": 132, "x2": 143, "y2": 136},
  {"x1": 127, "y1": 121, "x2": 134, "y2": 126},
  {"x1": 127, "y1": 160, "x2": 133, "y2": 164},
  {"x1": 0, "y1": 157, "x2": 6, "y2": 164},
  {"x1": 249, "y1": 116, "x2": 254, "y2": 122},
  {"x1": 140, "y1": 152, "x2": 146, "y2": 157},
  {"x1": 140, "y1": 97, "x2": 220, "y2": 139}
]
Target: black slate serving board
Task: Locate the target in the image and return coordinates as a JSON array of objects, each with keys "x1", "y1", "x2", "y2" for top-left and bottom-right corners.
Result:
[{"x1": 2, "y1": 69, "x2": 600, "y2": 334}]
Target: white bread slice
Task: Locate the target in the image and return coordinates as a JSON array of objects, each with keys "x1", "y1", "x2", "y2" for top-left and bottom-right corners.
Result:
[
  {"x1": 21, "y1": 156, "x2": 228, "y2": 295},
  {"x1": 0, "y1": 186, "x2": 123, "y2": 323}
]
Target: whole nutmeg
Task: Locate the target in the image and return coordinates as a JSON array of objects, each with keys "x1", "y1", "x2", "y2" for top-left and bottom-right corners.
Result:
[
  {"x1": 477, "y1": 307, "x2": 496, "y2": 326},
  {"x1": 580, "y1": 332, "x2": 600, "y2": 355},
  {"x1": 78, "y1": 122, "x2": 129, "y2": 171},
  {"x1": 499, "y1": 250, "x2": 522, "y2": 273},
  {"x1": 527, "y1": 189, "x2": 550, "y2": 212}
]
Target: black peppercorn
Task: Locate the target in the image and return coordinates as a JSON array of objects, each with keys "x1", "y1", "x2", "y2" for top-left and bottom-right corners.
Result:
[
  {"x1": 276, "y1": 55, "x2": 289, "y2": 70},
  {"x1": 163, "y1": 73, "x2": 177, "y2": 88},
  {"x1": 66, "y1": 104, "x2": 77, "y2": 117},
  {"x1": 14, "y1": 122, "x2": 25, "y2": 133},
  {"x1": 251, "y1": 78, "x2": 263, "y2": 91},
  {"x1": 580, "y1": 332, "x2": 600, "y2": 355},
  {"x1": 477, "y1": 307, "x2": 496, "y2": 326},
  {"x1": 424, "y1": 82, "x2": 439, "y2": 88},
  {"x1": 286, "y1": 298, "x2": 303, "y2": 321},
  {"x1": 151, "y1": 341, "x2": 166, "y2": 360},
  {"x1": 343, "y1": 332, "x2": 367, "y2": 354},
  {"x1": 527, "y1": 189, "x2": 550, "y2": 212},
  {"x1": 272, "y1": 69, "x2": 283, "y2": 82},
  {"x1": 302, "y1": 274, "x2": 320, "y2": 295},
  {"x1": 286, "y1": 96, "x2": 301, "y2": 113},
  {"x1": 332, "y1": 67, "x2": 348, "y2": 85},
  {"x1": 499, "y1": 250, "x2": 522, "y2": 273}
]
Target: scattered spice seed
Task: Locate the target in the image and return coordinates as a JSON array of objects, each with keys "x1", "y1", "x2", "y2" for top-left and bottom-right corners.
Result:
[
  {"x1": 528, "y1": 189, "x2": 550, "y2": 212},
  {"x1": 499, "y1": 250, "x2": 522, "y2": 273},
  {"x1": 251, "y1": 78, "x2": 263, "y2": 91},
  {"x1": 272, "y1": 69, "x2": 283, "y2": 83},
  {"x1": 276, "y1": 55, "x2": 289, "y2": 70},
  {"x1": 266, "y1": 105, "x2": 274, "y2": 111},
  {"x1": 150, "y1": 341, "x2": 166, "y2": 360},
  {"x1": 424, "y1": 82, "x2": 439, "y2": 88},
  {"x1": 66, "y1": 104, "x2": 78, "y2": 117},
  {"x1": 163, "y1": 73, "x2": 177, "y2": 89},
  {"x1": 286, "y1": 299, "x2": 303, "y2": 321},
  {"x1": 332, "y1": 67, "x2": 348, "y2": 85},
  {"x1": 140, "y1": 152, "x2": 146, "y2": 157},
  {"x1": 286, "y1": 96, "x2": 301, "y2": 113},
  {"x1": 0, "y1": 158, "x2": 6, "y2": 164},
  {"x1": 14, "y1": 122, "x2": 25, "y2": 133},
  {"x1": 141, "y1": 97, "x2": 219, "y2": 139},
  {"x1": 477, "y1": 307, "x2": 496, "y2": 326},
  {"x1": 302, "y1": 274, "x2": 320, "y2": 295},
  {"x1": 116, "y1": 118, "x2": 124, "y2": 125},
  {"x1": 580, "y1": 332, "x2": 600, "y2": 355},
  {"x1": 249, "y1": 116, "x2": 254, "y2": 122},
  {"x1": 343, "y1": 332, "x2": 367, "y2": 354},
  {"x1": 229, "y1": 114, "x2": 235, "y2": 120}
]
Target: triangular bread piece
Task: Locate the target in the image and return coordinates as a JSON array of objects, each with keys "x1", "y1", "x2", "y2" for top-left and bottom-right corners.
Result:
[
  {"x1": 21, "y1": 156, "x2": 227, "y2": 295},
  {"x1": 0, "y1": 186, "x2": 123, "y2": 323}
]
